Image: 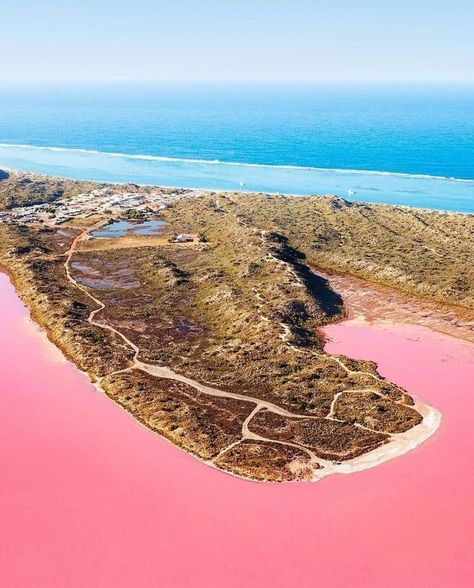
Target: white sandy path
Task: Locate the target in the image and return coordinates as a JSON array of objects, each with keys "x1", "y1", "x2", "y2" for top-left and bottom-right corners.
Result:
[{"x1": 63, "y1": 221, "x2": 441, "y2": 481}]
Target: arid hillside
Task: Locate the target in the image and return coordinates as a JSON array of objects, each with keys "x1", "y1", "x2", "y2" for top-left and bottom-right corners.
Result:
[
  {"x1": 0, "y1": 169, "x2": 104, "y2": 209},
  {"x1": 171, "y1": 192, "x2": 474, "y2": 312}
]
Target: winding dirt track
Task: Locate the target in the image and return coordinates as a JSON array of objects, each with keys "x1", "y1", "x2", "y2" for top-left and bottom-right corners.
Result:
[{"x1": 63, "y1": 221, "x2": 441, "y2": 481}]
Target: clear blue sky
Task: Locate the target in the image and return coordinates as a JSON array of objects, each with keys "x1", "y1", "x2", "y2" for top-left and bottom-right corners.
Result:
[{"x1": 2, "y1": 0, "x2": 473, "y2": 82}]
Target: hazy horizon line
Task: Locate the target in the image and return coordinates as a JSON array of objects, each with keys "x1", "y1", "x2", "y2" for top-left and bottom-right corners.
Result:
[{"x1": 1, "y1": 78, "x2": 474, "y2": 85}]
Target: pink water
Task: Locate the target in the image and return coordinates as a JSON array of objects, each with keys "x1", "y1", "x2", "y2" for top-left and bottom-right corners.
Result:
[{"x1": 1, "y1": 272, "x2": 474, "y2": 587}]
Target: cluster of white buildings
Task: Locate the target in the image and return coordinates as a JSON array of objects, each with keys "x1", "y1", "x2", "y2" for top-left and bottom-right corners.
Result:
[{"x1": 0, "y1": 187, "x2": 185, "y2": 226}]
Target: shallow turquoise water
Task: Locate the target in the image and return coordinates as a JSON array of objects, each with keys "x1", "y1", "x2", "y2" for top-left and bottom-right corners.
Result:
[
  {"x1": 0, "y1": 83, "x2": 473, "y2": 212},
  {"x1": 1, "y1": 143, "x2": 473, "y2": 212}
]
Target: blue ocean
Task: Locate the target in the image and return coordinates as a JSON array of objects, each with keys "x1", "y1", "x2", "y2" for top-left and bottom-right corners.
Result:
[{"x1": 0, "y1": 83, "x2": 473, "y2": 212}]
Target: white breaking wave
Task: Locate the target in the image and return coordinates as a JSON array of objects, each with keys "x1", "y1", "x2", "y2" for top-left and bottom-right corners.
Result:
[{"x1": 0, "y1": 142, "x2": 473, "y2": 184}]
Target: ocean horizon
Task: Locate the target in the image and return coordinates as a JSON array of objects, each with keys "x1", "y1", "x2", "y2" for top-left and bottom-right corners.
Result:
[{"x1": 1, "y1": 82, "x2": 473, "y2": 212}]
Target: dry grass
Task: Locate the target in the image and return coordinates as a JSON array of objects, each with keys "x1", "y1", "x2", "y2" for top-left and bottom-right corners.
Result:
[{"x1": 2, "y1": 175, "x2": 470, "y2": 481}]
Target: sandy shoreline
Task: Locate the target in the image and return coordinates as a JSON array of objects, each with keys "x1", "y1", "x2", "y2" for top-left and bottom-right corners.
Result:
[
  {"x1": 2, "y1": 162, "x2": 473, "y2": 215},
  {"x1": 1, "y1": 261, "x2": 443, "y2": 482},
  {"x1": 313, "y1": 387, "x2": 441, "y2": 480},
  {"x1": 3, "y1": 262, "x2": 474, "y2": 586}
]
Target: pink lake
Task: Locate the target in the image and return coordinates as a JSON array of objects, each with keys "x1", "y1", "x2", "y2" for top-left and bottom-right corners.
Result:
[{"x1": 1, "y1": 272, "x2": 474, "y2": 587}]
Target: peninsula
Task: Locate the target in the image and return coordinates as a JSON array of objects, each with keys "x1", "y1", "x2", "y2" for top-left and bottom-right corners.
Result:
[{"x1": 1, "y1": 169, "x2": 472, "y2": 481}]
